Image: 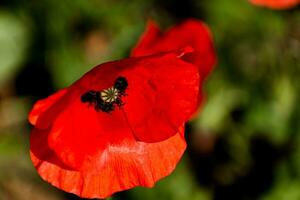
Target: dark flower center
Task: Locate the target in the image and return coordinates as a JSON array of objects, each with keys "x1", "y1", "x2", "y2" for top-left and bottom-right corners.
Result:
[{"x1": 81, "y1": 77, "x2": 128, "y2": 113}]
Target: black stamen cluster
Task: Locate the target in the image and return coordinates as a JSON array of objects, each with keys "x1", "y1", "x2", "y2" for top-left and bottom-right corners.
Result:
[
  {"x1": 81, "y1": 77, "x2": 128, "y2": 113},
  {"x1": 114, "y1": 76, "x2": 128, "y2": 95}
]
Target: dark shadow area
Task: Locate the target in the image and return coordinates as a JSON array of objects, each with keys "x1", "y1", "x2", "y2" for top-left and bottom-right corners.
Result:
[
  {"x1": 186, "y1": 122, "x2": 292, "y2": 200},
  {"x1": 154, "y1": 0, "x2": 204, "y2": 22}
]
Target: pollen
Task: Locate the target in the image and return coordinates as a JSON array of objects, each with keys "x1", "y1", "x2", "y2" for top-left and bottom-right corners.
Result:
[{"x1": 100, "y1": 87, "x2": 119, "y2": 103}]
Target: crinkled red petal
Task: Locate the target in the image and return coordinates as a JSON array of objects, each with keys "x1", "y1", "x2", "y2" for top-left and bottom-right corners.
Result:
[
  {"x1": 131, "y1": 19, "x2": 217, "y2": 80},
  {"x1": 29, "y1": 51, "x2": 199, "y2": 170},
  {"x1": 250, "y1": 0, "x2": 300, "y2": 9},
  {"x1": 30, "y1": 127, "x2": 186, "y2": 199}
]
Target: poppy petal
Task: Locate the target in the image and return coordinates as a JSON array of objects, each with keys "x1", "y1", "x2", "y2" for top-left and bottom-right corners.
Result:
[
  {"x1": 30, "y1": 126, "x2": 186, "y2": 199},
  {"x1": 250, "y1": 0, "x2": 300, "y2": 9},
  {"x1": 28, "y1": 88, "x2": 68, "y2": 127},
  {"x1": 31, "y1": 52, "x2": 199, "y2": 169},
  {"x1": 131, "y1": 19, "x2": 217, "y2": 80},
  {"x1": 123, "y1": 53, "x2": 199, "y2": 142},
  {"x1": 132, "y1": 20, "x2": 161, "y2": 51}
]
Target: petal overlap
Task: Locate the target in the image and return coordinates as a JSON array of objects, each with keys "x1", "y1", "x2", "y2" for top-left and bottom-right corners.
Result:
[{"x1": 131, "y1": 19, "x2": 217, "y2": 80}]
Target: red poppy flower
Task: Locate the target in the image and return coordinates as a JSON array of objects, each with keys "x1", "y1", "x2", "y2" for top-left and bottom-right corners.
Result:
[
  {"x1": 131, "y1": 19, "x2": 217, "y2": 81},
  {"x1": 250, "y1": 0, "x2": 300, "y2": 9},
  {"x1": 29, "y1": 49, "x2": 200, "y2": 198}
]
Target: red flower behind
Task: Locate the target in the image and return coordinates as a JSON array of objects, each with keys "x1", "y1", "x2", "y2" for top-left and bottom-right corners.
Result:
[
  {"x1": 131, "y1": 19, "x2": 217, "y2": 81},
  {"x1": 250, "y1": 0, "x2": 300, "y2": 9},
  {"x1": 29, "y1": 50, "x2": 200, "y2": 198}
]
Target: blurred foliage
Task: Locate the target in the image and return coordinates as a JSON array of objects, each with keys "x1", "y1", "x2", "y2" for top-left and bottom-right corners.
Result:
[
  {"x1": 0, "y1": 0, "x2": 300, "y2": 200},
  {"x1": 0, "y1": 10, "x2": 29, "y2": 90}
]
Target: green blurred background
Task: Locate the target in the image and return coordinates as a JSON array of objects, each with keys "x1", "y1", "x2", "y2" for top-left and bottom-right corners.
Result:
[{"x1": 0, "y1": 0, "x2": 300, "y2": 199}]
